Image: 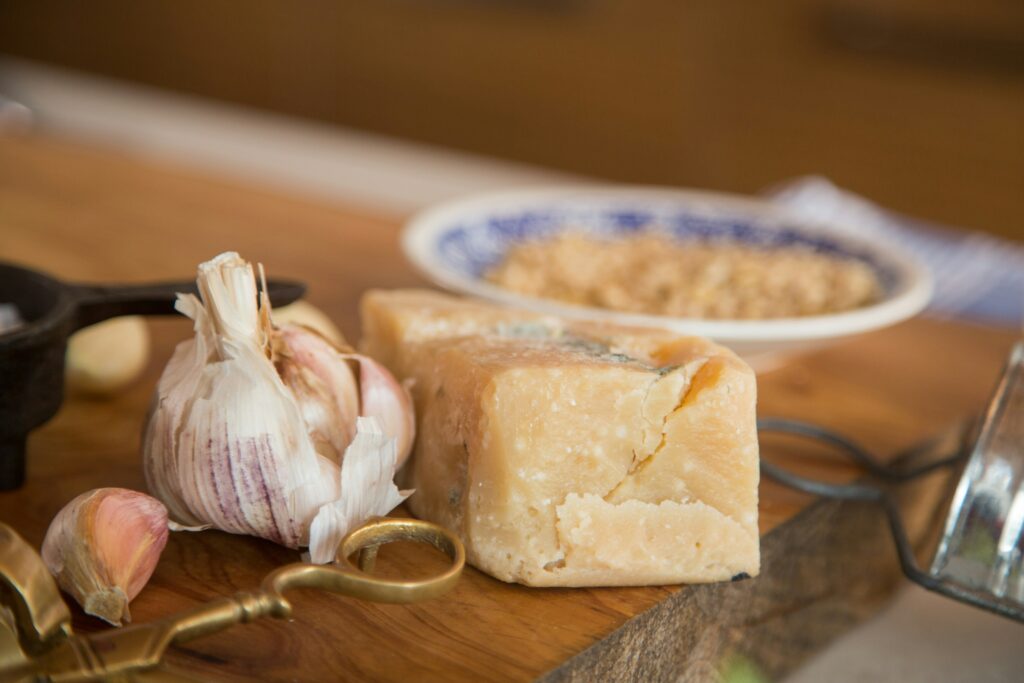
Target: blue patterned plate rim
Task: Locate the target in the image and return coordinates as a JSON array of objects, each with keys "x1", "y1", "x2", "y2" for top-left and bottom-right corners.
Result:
[{"x1": 402, "y1": 186, "x2": 933, "y2": 343}]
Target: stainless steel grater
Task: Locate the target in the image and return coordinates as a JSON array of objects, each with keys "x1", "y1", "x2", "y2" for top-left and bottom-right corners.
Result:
[
  {"x1": 931, "y1": 341, "x2": 1024, "y2": 611},
  {"x1": 760, "y1": 340, "x2": 1024, "y2": 623}
]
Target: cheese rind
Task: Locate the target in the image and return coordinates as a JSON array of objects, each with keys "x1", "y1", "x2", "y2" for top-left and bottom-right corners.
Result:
[{"x1": 360, "y1": 289, "x2": 759, "y2": 587}]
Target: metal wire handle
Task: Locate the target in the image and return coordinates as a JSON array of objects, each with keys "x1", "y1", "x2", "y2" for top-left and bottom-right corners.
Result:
[{"x1": 757, "y1": 417, "x2": 1024, "y2": 623}]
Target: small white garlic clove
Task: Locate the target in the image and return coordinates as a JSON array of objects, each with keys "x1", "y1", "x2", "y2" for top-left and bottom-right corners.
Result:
[
  {"x1": 272, "y1": 301, "x2": 345, "y2": 347},
  {"x1": 66, "y1": 316, "x2": 150, "y2": 395},
  {"x1": 41, "y1": 488, "x2": 169, "y2": 626},
  {"x1": 346, "y1": 354, "x2": 416, "y2": 468}
]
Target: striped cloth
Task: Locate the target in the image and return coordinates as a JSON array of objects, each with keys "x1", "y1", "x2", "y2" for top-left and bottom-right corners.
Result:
[{"x1": 768, "y1": 177, "x2": 1024, "y2": 326}]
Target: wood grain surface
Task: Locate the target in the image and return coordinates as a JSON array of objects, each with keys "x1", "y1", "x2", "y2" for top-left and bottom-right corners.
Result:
[{"x1": 0, "y1": 133, "x2": 1018, "y2": 681}]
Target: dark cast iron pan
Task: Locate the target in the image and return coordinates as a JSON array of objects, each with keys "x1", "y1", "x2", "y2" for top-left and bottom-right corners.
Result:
[{"x1": 0, "y1": 261, "x2": 305, "y2": 491}]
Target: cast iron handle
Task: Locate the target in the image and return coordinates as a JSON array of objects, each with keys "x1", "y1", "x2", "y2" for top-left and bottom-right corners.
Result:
[{"x1": 71, "y1": 280, "x2": 306, "y2": 331}]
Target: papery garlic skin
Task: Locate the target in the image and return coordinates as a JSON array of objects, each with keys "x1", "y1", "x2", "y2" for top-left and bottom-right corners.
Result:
[
  {"x1": 41, "y1": 488, "x2": 169, "y2": 626},
  {"x1": 143, "y1": 252, "x2": 413, "y2": 559},
  {"x1": 308, "y1": 417, "x2": 413, "y2": 564}
]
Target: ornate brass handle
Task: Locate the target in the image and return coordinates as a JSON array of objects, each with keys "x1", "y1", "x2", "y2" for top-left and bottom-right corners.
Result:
[
  {"x1": 0, "y1": 517, "x2": 465, "y2": 682},
  {"x1": 0, "y1": 524, "x2": 72, "y2": 657}
]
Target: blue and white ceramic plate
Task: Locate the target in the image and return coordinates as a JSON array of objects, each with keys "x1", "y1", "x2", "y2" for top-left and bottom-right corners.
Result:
[{"x1": 402, "y1": 186, "x2": 932, "y2": 368}]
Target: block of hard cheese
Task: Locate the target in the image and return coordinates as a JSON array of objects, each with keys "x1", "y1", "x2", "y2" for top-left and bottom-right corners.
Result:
[{"x1": 361, "y1": 289, "x2": 759, "y2": 587}]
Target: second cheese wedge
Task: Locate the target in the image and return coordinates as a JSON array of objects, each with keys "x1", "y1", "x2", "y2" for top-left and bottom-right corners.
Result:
[{"x1": 361, "y1": 289, "x2": 759, "y2": 587}]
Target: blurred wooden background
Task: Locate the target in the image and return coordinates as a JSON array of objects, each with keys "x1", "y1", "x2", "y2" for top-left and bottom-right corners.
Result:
[{"x1": 1, "y1": 0, "x2": 1022, "y2": 240}]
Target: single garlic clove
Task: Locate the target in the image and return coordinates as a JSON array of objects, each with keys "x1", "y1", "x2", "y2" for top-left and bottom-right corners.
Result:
[
  {"x1": 41, "y1": 488, "x2": 169, "y2": 626},
  {"x1": 272, "y1": 301, "x2": 345, "y2": 347},
  {"x1": 347, "y1": 354, "x2": 416, "y2": 468},
  {"x1": 66, "y1": 316, "x2": 150, "y2": 395},
  {"x1": 274, "y1": 324, "x2": 360, "y2": 464}
]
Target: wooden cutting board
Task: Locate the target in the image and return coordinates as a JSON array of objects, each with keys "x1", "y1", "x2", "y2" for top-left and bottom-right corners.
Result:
[{"x1": 0, "y1": 134, "x2": 1017, "y2": 682}]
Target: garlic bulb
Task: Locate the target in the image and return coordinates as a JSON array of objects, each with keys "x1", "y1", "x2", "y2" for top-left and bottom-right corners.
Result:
[
  {"x1": 142, "y1": 252, "x2": 414, "y2": 561},
  {"x1": 41, "y1": 488, "x2": 169, "y2": 626}
]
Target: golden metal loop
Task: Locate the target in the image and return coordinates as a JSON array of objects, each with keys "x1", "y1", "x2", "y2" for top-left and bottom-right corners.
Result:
[
  {"x1": 339, "y1": 517, "x2": 465, "y2": 602},
  {"x1": 260, "y1": 517, "x2": 465, "y2": 608}
]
